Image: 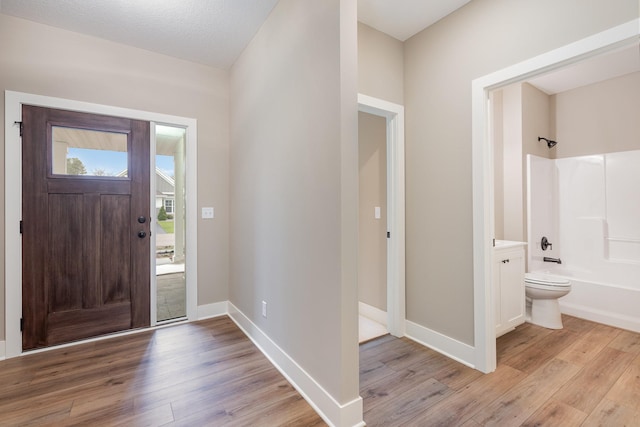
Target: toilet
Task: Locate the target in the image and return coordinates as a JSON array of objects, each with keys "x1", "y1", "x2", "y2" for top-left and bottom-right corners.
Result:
[{"x1": 524, "y1": 273, "x2": 571, "y2": 329}]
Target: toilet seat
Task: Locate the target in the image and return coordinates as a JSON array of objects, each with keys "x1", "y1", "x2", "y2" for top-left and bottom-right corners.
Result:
[{"x1": 525, "y1": 273, "x2": 571, "y2": 290}]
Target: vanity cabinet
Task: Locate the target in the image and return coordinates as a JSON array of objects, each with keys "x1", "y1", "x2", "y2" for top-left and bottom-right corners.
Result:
[{"x1": 494, "y1": 243, "x2": 525, "y2": 337}]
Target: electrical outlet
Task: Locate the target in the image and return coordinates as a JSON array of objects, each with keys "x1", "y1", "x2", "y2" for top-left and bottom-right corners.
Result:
[
  {"x1": 261, "y1": 301, "x2": 267, "y2": 318},
  {"x1": 201, "y1": 207, "x2": 214, "y2": 219}
]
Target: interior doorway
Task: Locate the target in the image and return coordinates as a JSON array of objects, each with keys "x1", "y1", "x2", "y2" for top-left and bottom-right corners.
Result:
[
  {"x1": 358, "y1": 111, "x2": 389, "y2": 342},
  {"x1": 471, "y1": 20, "x2": 639, "y2": 373},
  {"x1": 357, "y1": 94, "x2": 406, "y2": 340}
]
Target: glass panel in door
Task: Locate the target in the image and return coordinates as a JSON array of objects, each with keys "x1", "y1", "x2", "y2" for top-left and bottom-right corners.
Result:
[{"x1": 155, "y1": 125, "x2": 186, "y2": 322}]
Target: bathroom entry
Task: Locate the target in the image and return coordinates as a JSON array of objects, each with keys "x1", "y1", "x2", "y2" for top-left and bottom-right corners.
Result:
[{"x1": 358, "y1": 111, "x2": 389, "y2": 342}]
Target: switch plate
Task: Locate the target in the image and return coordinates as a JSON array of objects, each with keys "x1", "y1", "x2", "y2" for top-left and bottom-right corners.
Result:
[
  {"x1": 374, "y1": 206, "x2": 381, "y2": 219},
  {"x1": 202, "y1": 207, "x2": 214, "y2": 219},
  {"x1": 261, "y1": 301, "x2": 267, "y2": 318}
]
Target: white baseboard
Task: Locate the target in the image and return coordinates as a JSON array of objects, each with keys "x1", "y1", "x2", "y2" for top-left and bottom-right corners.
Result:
[
  {"x1": 358, "y1": 301, "x2": 387, "y2": 327},
  {"x1": 560, "y1": 302, "x2": 640, "y2": 333},
  {"x1": 197, "y1": 301, "x2": 229, "y2": 320},
  {"x1": 228, "y1": 302, "x2": 364, "y2": 427},
  {"x1": 405, "y1": 320, "x2": 476, "y2": 369},
  {"x1": 0, "y1": 340, "x2": 5, "y2": 361}
]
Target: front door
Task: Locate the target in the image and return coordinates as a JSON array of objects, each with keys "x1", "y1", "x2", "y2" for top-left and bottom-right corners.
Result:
[{"x1": 21, "y1": 105, "x2": 151, "y2": 350}]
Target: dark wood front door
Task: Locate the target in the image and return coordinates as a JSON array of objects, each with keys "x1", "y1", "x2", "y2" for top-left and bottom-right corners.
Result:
[{"x1": 21, "y1": 105, "x2": 151, "y2": 350}]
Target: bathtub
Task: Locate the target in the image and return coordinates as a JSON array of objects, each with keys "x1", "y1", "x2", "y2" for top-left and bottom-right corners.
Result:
[{"x1": 529, "y1": 265, "x2": 640, "y2": 333}]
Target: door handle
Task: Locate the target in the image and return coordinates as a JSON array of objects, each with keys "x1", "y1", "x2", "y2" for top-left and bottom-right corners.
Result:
[{"x1": 137, "y1": 231, "x2": 147, "y2": 238}]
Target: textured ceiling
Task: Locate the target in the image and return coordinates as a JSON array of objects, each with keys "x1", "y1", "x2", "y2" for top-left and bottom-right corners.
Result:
[{"x1": 0, "y1": 0, "x2": 279, "y2": 69}]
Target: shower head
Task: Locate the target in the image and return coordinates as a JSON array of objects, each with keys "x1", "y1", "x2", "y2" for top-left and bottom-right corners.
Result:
[{"x1": 538, "y1": 136, "x2": 557, "y2": 149}]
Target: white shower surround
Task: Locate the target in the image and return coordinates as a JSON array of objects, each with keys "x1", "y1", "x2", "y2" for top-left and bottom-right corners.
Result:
[{"x1": 527, "y1": 151, "x2": 640, "y2": 332}]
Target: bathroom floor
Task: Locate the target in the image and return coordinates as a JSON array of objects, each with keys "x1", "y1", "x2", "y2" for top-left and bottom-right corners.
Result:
[{"x1": 359, "y1": 315, "x2": 387, "y2": 343}]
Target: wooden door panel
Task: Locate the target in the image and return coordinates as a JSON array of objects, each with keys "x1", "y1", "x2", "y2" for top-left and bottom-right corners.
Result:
[
  {"x1": 83, "y1": 193, "x2": 101, "y2": 309},
  {"x1": 101, "y1": 195, "x2": 131, "y2": 304},
  {"x1": 47, "y1": 302, "x2": 131, "y2": 345},
  {"x1": 22, "y1": 105, "x2": 150, "y2": 350},
  {"x1": 48, "y1": 194, "x2": 84, "y2": 312},
  {"x1": 47, "y1": 179, "x2": 131, "y2": 194}
]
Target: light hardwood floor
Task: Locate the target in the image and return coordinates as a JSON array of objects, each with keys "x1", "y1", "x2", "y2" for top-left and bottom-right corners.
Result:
[
  {"x1": 1, "y1": 315, "x2": 638, "y2": 426},
  {"x1": 360, "y1": 314, "x2": 640, "y2": 426}
]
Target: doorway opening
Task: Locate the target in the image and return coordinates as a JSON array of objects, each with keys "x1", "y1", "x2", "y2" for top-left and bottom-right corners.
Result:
[
  {"x1": 357, "y1": 94, "x2": 405, "y2": 341},
  {"x1": 471, "y1": 19, "x2": 639, "y2": 373}
]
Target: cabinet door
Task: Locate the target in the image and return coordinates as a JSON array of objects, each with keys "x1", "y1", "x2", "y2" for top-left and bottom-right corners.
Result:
[
  {"x1": 494, "y1": 258, "x2": 504, "y2": 332},
  {"x1": 499, "y1": 249, "x2": 525, "y2": 329}
]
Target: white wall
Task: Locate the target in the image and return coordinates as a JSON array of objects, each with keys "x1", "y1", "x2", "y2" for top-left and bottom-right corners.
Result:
[
  {"x1": 358, "y1": 111, "x2": 387, "y2": 311},
  {"x1": 403, "y1": 0, "x2": 638, "y2": 345},
  {"x1": 0, "y1": 14, "x2": 230, "y2": 340},
  {"x1": 501, "y1": 84, "x2": 524, "y2": 242},
  {"x1": 229, "y1": 0, "x2": 360, "y2": 420}
]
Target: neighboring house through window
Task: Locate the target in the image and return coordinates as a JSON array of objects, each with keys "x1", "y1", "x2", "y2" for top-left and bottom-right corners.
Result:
[{"x1": 164, "y1": 198, "x2": 174, "y2": 214}]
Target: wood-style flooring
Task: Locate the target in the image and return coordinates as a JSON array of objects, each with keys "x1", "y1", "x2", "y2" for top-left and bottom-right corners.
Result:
[
  {"x1": 1, "y1": 314, "x2": 638, "y2": 426},
  {"x1": 0, "y1": 317, "x2": 325, "y2": 426},
  {"x1": 361, "y1": 314, "x2": 640, "y2": 426}
]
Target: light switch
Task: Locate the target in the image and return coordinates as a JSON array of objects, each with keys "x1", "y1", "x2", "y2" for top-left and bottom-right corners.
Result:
[
  {"x1": 374, "y1": 206, "x2": 381, "y2": 219},
  {"x1": 202, "y1": 207, "x2": 214, "y2": 219}
]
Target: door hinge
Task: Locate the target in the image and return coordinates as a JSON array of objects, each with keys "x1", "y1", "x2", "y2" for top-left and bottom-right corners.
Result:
[
  {"x1": 387, "y1": 231, "x2": 391, "y2": 238},
  {"x1": 14, "y1": 121, "x2": 23, "y2": 137},
  {"x1": 20, "y1": 317, "x2": 24, "y2": 332},
  {"x1": 20, "y1": 220, "x2": 23, "y2": 234}
]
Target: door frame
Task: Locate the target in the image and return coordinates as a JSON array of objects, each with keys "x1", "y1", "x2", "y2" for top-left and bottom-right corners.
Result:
[
  {"x1": 357, "y1": 94, "x2": 405, "y2": 337},
  {"x1": 4, "y1": 91, "x2": 198, "y2": 358},
  {"x1": 471, "y1": 19, "x2": 639, "y2": 373}
]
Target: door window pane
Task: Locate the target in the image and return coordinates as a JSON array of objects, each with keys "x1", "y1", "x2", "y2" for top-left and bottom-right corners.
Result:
[
  {"x1": 52, "y1": 126, "x2": 128, "y2": 177},
  {"x1": 155, "y1": 125, "x2": 186, "y2": 322}
]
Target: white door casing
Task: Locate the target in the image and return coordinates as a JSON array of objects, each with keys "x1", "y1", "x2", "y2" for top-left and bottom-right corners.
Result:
[{"x1": 358, "y1": 94, "x2": 406, "y2": 337}]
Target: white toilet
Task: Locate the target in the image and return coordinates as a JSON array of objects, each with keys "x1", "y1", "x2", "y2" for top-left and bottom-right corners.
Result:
[{"x1": 525, "y1": 273, "x2": 571, "y2": 329}]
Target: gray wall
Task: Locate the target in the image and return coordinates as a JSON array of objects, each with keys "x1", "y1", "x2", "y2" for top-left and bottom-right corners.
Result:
[
  {"x1": 403, "y1": 0, "x2": 638, "y2": 344},
  {"x1": 553, "y1": 71, "x2": 640, "y2": 158},
  {"x1": 358, "y1": 111, "x2": 387, "y2": 311},
  {"x1": 358, "y1": 22, "x2": 404, "y2": 104},
  {"x1": 229, "y1": 0, "x2": 359, "y2": 404}
]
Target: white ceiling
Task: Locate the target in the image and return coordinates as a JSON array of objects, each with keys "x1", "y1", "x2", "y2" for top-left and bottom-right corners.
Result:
[
  {"x1": 0, "y1": 0, "x2": 469, "y2": 69},
  {"x1": 0, "y1": 0, "x2": 280, "y2": 69},
  {"x1": 357, "y1": 0, "x2": 472, "y2": 41},
  {"x1": 527, "y1": 43, "x2": 640, "y2": 94}
]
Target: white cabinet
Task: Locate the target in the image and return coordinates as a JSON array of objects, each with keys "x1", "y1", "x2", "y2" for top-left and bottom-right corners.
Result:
[{"x1": 494, "y1": 243, "x2": 525, "y2": 337}]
